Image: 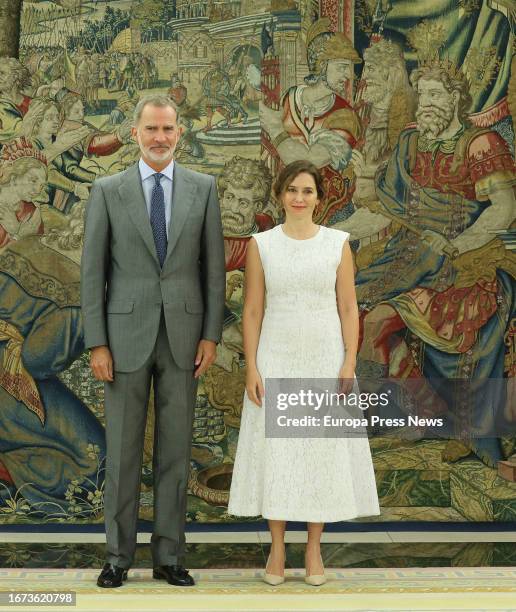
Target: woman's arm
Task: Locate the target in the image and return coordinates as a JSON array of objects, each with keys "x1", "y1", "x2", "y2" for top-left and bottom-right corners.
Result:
[
  {"x1": 243, "y1": 237, "x2": 266, "y2": 406},
  {"x1": 336, "y1": 240, "x2": 359, "y2": 390}
]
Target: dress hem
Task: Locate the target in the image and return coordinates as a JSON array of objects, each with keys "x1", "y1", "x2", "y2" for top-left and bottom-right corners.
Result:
[{"x1": 227, "y1": 508, "x2": 381, "y2": 523}]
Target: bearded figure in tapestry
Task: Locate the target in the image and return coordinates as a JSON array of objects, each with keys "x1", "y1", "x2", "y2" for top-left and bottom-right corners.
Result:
[
  {"x1": 335, "y1": 38, "x2": 416, "y2": 259},
  {"x1": 338, "y1": 56, "x2": 516, "y2": 466},
  {"x1": 205, "y1": 157, "x2": 274, "y2": 425}
]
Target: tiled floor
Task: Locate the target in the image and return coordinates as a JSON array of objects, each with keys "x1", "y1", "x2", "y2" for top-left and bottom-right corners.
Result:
[
  {"x1": 0, "y1": 532, "x2": 514, "y2": 611},
  {"x1": 1, "y1": 567, "x2": 515, "y2": 611}
]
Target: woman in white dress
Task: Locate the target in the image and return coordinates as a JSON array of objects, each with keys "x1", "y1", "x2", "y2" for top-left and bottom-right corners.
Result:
[{"x1": 228, "y1": 160, "x2": 380, "y2": 585}]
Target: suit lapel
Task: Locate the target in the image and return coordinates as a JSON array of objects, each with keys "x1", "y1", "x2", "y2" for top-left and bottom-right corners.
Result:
[
  {"x1": 118, "y1": 163, "x2": 160, "y2": 266},
  {"x1": 163, "y1": 163, "x2": 196, "y2": 267}
]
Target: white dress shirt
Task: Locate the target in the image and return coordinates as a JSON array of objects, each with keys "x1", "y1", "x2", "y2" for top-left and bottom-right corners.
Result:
[{"x1": 138, "y1": 158, "x2": 174, "y2": 239}]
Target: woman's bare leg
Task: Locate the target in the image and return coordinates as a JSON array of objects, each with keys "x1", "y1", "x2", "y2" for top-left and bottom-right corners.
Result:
[
  {"x1": 306, "y1": 522, "x2": 324, "y2": 575},
  {"x1": 267, "y1": 519, "x2": 286, "y2": 575}
]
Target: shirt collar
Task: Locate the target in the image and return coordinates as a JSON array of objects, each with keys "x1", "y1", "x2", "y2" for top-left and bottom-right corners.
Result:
[{"x1": 138, "y1": 158, "x2": 174, "y2": 181}]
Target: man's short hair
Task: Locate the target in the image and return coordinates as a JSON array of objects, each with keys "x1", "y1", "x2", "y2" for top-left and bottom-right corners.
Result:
[
  {"x1": 218, "y1": 156, "x2": 272, "y2": 205},
  {"x1": 133, "y1": 94, "x2": 180, "y2": 125}
]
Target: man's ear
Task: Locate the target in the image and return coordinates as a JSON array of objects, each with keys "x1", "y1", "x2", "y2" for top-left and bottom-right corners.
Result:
[{"x1": 131, "y1": 126, "x2": 137, "y2": 141}]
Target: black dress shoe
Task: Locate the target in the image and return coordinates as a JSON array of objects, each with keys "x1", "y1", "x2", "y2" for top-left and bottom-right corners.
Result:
[
  {"x1": 153, "y1": 565, "x2": 195, "y2": 586},
  {"x1": 97, "y1": 563, "x2": 129, "y2": 588}
]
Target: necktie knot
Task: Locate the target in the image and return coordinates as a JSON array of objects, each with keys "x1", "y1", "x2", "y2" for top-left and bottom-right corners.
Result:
[{"x1": 153, "y1": 172, "x2": 163, "y2": 185}]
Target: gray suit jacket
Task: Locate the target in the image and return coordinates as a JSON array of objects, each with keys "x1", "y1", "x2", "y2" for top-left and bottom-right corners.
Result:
[{"x1": 80, "y1": 162, "x2": 225, "y2": 372}]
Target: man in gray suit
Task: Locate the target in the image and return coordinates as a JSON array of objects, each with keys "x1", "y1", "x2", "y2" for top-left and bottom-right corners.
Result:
[{"x1": 81, "y1": 94, "x2": 225, "y2": 588}]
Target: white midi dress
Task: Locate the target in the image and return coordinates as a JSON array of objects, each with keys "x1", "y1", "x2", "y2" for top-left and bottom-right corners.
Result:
[{"x1": 228, "y1": 225, "x2": 380, "y2": 522}]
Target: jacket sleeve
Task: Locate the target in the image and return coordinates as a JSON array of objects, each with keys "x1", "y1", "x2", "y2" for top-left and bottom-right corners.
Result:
[
  {"x1": 80, "y1": 180, "x2": 110, "y2": 348},
  {"x1": 200, "y1": 176, "x2": 226, "y2": 343}
]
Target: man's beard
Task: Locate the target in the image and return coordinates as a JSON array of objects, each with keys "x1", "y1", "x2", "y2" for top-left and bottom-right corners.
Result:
[
  {"x1": 416, "y1": 101, "x2": 455, "y2": 140},
  {"x1": 363, "y1": 125, "x2": 389, "y2": 163},
  {"x1": 221, "y1": 211, "x2": 254, "y2": 236},
  {"x1": 326, "y1": 77, "x2": 350, "y2": 97},
  {"x1": 143, "y1": 145, "x2": 174, "y2": 163},
  {"x1": 362, "y1": 81, "x2": 386, "y2": 105}
]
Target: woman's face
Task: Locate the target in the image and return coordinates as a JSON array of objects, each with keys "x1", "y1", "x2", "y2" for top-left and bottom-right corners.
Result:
[
  {"x1": 281, "y1": 172, "x2": 319, "y2": 221},
  {"x1": 12, "y1": 166, "x2": 47, "y2": 201},
  {"x1": 39, "y1": 104, "x2": 60, "y2": 136},
  {"x1": 68, "y1": 98, "x2": 84, "y2": 121}
]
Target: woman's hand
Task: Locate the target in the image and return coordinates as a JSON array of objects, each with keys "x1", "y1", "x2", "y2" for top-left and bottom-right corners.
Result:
[
  {"x1": 338, "y1": 361, "x2": 356, "y2": 395},
  {"x1": 246, "y1": 366, "x2": 265, "y2": 407}
]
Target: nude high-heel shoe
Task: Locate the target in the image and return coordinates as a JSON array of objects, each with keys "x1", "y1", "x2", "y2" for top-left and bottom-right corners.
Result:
[
  {"x1": 304, "y1": 554, "x2": 326, "y2": 586},
  {"x1": 263, "y1": 555, "x2": 285, "y2": 586}
]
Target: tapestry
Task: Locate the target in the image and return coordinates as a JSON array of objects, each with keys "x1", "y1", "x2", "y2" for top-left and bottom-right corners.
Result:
[{"x1": 0, "y1": 0, "x2": 515, "y2": 526}]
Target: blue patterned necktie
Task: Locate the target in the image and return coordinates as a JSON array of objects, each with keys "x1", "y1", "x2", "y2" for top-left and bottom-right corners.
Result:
[{"x1": 150, "y1": 172, "x2": 168, "y2": 267}]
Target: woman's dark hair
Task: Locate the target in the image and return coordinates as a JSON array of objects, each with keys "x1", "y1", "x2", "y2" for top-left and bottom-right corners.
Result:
[{"x1": 273, "y1": 160, "x2": 325, "y2": 200}]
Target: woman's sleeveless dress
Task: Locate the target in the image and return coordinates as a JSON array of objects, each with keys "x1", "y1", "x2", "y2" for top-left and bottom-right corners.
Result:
[{"x1": 228, "y1": 225, "x2": 380, "y2": 521}]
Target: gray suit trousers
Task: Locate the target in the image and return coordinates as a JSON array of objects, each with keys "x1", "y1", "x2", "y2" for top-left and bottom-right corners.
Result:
[{"x1": 103, "y1": 315, "x2": 197, "y2": 568}]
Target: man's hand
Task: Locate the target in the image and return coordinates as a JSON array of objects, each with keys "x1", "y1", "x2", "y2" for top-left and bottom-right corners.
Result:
[
  {"x1": 90, "y1": 345, "x2": 114, "y2": 382},
  {"x1": 310, "y1": 128, "x2": 351, "y2": 170},
  {"x1": 194, "y1": 339, "x2": 217, "y2": 378}
]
